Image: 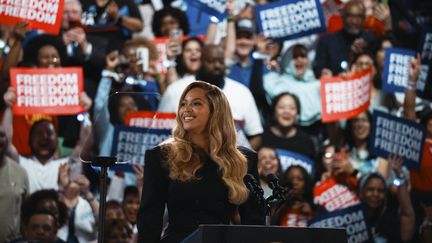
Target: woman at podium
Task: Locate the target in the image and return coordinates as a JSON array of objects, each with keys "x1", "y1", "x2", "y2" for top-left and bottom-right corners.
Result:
[{"x1": 137, "y1": 81, "x2": 265, "y2": 242}]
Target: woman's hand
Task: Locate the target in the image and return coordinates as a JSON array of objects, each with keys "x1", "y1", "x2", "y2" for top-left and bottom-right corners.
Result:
[
  {"x1": 3, "y1": 87, "x2": 17, "y2": 107},
  {"x1": 58, "y1": 163, "x2": 71, "y2": 189},
  {"x1": 79, "y1": 92, "x2": 93, "y2": 111},
  {"x1": 105, "y1": 50, "x2": 120, "y2": 71}
]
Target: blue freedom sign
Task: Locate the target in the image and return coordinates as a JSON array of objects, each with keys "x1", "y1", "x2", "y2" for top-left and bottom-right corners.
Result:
[
  {"x1": 382, "y1": 47, "x2": 416, "y2": 93},
  {"x1": 417, "y1": 30, "x2": 432, "y2": 97},
  {"x1": 255, "y1": 0, "x2": 326, "y2": 41},
  {"x1": 184, "y1": 0, "x2": 226, "y2": 21},
  {"x1": 110, "y1": 125, "x2": 172, "y2": 172},
  {"x1": 308, "y1": 204, "x2": 372, "y2": 243},
  {"x1": 369, "y1": 110, "x2": 426, "y2": 169},
  {"x1": 419, "y1": 29, "x2": 432, "y2": 64},
  {"x1": 275, "y1": 148, "x2": 314, "y2": 175}
]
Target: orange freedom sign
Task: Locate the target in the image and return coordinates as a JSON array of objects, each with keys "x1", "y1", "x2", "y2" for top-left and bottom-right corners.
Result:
[
  {"x1": 10, "y1": 67, "x2": 84, "y2": 115},
  {"x1": 320, "y1": 68, "x2": 373, "y2": 122},
  {"x1": 124, "y1": 111, "x2": 177, "y2": 129},
  {"x1": 0, "y1": 0, "x2": 64, "y2": 35}
]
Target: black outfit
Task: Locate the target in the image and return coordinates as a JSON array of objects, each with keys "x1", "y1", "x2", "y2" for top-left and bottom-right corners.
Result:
[
  {"x1": 80, "y1": 0, "x2": 142, "y2": 49},
  {"x1": 367, "y1": 206, "x2": 401, "y2": 243},
  {"x1": 313, "y1": 30, "x2": 374, "y2": 77},
  {"x1": 261, "y1": 127, "x2": 316, "y2": 161},
  {"x1": 137, "y1": 146, "x2": 265, "y2": 243}
]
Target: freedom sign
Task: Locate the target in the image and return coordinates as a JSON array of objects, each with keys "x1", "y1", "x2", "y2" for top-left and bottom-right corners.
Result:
[
  {"x1": 10, "y1": 67, "x2": 84, "y2": 115},
  {"x1": 275, "y1": 148, "x2": 314, "y2": 175},
  {"x1": 382, "y1": 47, "x2": 416, "y2": 93},
  {"x1": 308, "y1": 204, "x2": 373, "y2": 243},
  {"x1": 255, "y1": 0, "x2": 326, "y2": 41},
  {"x1": 0, "y1": 0, "x2": 64, "y2": 35},
  {"x1": 184, "y1": 0, "x2": 226, "y2": 20},
  {"x1": 370, "y1": 110, "x2": 426, "y2": 169},
  {"x1": 419, "y1": 30, "x2": 432, "y2": 63},
  {"x1": 110, "y1": 125, "x2": 172, "y2": 172},
  {"x1": 125, "y1": 111, "x2": 177, "y2": 129},
  {"x1": 321, "y1": 68, "x2": 373, "y2": 122},
  {"x1": 313, "y1": 176, "x2": 360, "y2": 212}
]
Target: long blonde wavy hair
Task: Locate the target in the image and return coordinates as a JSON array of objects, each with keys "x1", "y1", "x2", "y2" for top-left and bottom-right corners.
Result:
[{"x1": 161, "y1": 81, "x2": 249, "y2": 205}]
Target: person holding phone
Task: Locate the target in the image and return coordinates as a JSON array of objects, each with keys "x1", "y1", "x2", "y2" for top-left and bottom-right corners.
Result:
[
  {"x1": 137, "y1": 81, "x2": 264, "y2": 242},
  {"x1": 164, "y1": 37, "x2": 203, "y2": 87}
]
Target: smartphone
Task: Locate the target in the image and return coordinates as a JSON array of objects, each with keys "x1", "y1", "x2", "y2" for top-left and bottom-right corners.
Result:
[
  {"x1": 169, "y1": 28, "x2": 183, "y2": 56},
  {"x1": 136, "y1": 47, "x2": 149, "y2": 72},
  {"x1": 69, "y1": 158, "x2": 82, "y2": 181}
]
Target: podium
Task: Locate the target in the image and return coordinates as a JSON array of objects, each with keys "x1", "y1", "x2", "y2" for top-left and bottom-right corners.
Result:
[{"x1": 181, "y1": 225, "x2": 347, "y2": 243}]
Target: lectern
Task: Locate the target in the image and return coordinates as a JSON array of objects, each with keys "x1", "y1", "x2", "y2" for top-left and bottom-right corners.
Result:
[{"x1": 181, "y1": 225, "x2": 347, "y2": 243}]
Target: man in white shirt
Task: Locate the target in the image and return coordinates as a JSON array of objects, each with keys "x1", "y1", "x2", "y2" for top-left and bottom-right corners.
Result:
[{"x1": 158, "y1": 44, "x2": 263, "y2": 149}]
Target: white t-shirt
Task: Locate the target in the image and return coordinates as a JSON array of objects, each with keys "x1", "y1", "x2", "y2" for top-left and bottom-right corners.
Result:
[
  {"x1": 158, "y1": 77, "x2": 263, "y2": 137},
  {"x1": 19, "y1": 156, "x2": 68, "y2": 194}
]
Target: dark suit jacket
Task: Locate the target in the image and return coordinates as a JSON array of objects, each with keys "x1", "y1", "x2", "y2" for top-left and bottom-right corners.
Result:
[{"x1": 137, "y1": 146, "x2": 265, "y2": 243}]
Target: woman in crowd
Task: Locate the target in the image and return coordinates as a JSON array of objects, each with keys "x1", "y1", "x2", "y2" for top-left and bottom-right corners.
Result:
[
  {"x1": 137, "y1": 81, "x2": 264, "y2": 242},
  {"x1": 164, "y1": 37, "x2": 203, "y2": 87},
  {"x1": 263, "y1": 44, "x2": 321, "y2": 130},
  {"x1": 359, "y1": 172, "x2": 415, "y2": 242},
  {"x1": 272, "y1": 165, "x2": 315, "y2": 227},
  {"x1": 344, "y1": 111, "x2": 389, "y2": 178},
  {"x1": 257, "y1": 146, "x2": 282, "y2": 199},
  {"x1": 151, "y1": 7, "x2": 189, "y2": 38},
  {"x1": 261, "y1": 92, "x2": 316, "y2": 162}
]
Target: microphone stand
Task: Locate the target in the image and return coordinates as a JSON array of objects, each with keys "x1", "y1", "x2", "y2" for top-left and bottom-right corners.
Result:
[{"x1": 91, "y1": 156, "x2": 117, "y2": 243}]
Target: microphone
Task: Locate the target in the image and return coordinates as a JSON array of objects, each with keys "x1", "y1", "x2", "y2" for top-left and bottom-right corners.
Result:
[
  {"x1": 243, "y1": 174, "x2": 266, "y2": 207},
  {"x1": 266, "y1": 174, "x2": 287, "y2": 202}
]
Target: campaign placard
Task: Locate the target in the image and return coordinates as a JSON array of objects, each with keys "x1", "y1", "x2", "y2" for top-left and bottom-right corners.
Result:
[
  {"x1": 110, "y1": 125, "x2": 172, "y2": 172},
  {"x1": 419, "y1": 30, "x2": 432, "y2": 63},
  {"x1": 382, "y1": 47, "x2": 416, "y2": 93},
  {"x1": 125, "y1": 111, "x2": 177, "y2": 129},
  {"x1": 10, "y1": 67, "x2": 84, "y2": 115},
  {"x1": 370, "y1": 110, "x2": 426, "y2": 169},
  {"x1": 184, "y1": 0, "x2": 226, "y2": 20},
  {"x1": 0, "y1": 0, "x2": 64, "y2": 34},
  {"x1": 416, "y1": 64, "x2": 430, "y2": 96},
  {"x1": 308, "y1": 204, "x2": 373, "y2": 243},
  {"x1": 313, "y1": 177, "x2": 360, "y2": 212},
  {"x1": 255, "y1": 0, "x2": 326, "y2": 41},
  {"x1": 321, "y1": 68, "x2": 373, "y2": 122},
  {"x1": 275, "y1": 148, "x2": 314, "y2": 175}
]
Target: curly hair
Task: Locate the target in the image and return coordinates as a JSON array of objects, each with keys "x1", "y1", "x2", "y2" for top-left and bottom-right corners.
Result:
[
  {"x1": 161, "y1": 81, "x2": 249, "y2": 205},
  {"x1": 151, "y1": 7, "x2": 189, "y2": 37},
  {"x1": 21, "y1": 189, "x2": 68, "y2": 227},
  {"x1": 22, "y1": 34, "x2": 67, "y2": 67}
]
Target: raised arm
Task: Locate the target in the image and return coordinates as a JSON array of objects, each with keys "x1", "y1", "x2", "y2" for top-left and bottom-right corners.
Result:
[
  {"x1": 403, "y1": 54, "x2": 421, "y2": 121},
  {"x1": 2, "y1": 87, "x2": 19, "y2": 161}
]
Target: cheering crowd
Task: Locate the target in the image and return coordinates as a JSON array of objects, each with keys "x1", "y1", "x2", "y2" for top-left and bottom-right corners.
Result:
[{"x1": 0, "y1": 0, "x2": 431, "y2": 242}]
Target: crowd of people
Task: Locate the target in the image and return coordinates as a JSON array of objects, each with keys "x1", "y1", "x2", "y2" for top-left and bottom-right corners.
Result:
[{"x1": 0, "y1": 0, "x2": 431, "y2": 242}]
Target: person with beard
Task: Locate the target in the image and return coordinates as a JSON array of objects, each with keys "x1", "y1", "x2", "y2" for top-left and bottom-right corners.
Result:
[
  {"x1": 2, "y1": 88, "x2": 92, "y2": 194},
  {"x1": 158, "y1": 44, "x2": 263, "y2": 150},
  {"x1": 313, "y1": 1, "x2": 375, "y2": 78}
]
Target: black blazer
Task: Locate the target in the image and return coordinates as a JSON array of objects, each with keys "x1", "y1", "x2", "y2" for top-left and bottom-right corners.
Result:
[{"x1": 137, "y1": 146, "x2": 265, "y2": 243}]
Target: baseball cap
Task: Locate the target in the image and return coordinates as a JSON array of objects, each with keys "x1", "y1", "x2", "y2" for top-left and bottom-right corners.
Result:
[{"x1": 235, "y1": 18, "x2": 256, "y2": 34}]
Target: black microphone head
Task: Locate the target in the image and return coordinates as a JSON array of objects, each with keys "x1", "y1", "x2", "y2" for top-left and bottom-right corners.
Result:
[
  {"x1": 266, "y1": 174, "x2": 279, "y2": 189},
  {"x1": 243, "y1": 173, "x2": 257, "y2": 184}
]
